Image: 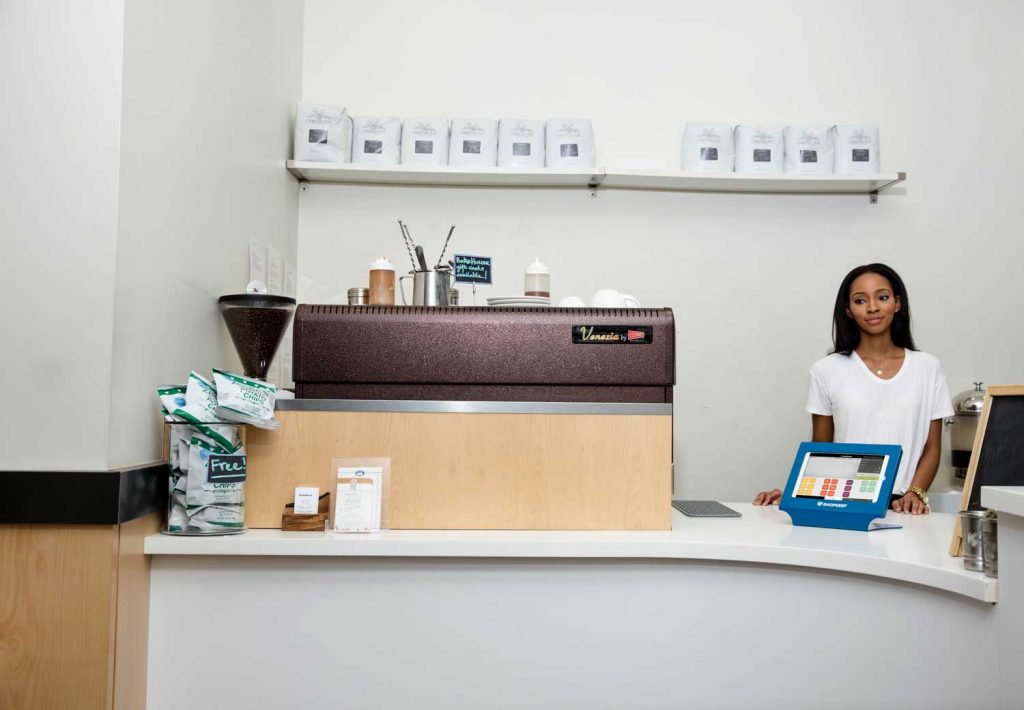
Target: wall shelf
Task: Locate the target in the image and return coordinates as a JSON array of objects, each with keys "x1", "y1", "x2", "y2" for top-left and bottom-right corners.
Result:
[{"x1": 286, "y1": 160, "x2": 905, "y2": 199}]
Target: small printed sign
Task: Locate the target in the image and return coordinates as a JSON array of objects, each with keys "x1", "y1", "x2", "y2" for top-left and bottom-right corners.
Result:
[
  {"x1": 453, "y1": 254, "x2": 493, "y2": 284},
  {"x1": 207, "y1": 454, "x2": 247, "y2": 484},
  {"x1": 572, "y1": 325, "x2": 653, "y2": 344}
]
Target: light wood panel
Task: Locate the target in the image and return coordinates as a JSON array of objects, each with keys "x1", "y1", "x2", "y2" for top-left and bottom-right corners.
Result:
[
  {"x1": 0, "y1": 524, "x2": 118, "y2": 710},
  {"x1": 112, "y1": 513, "x2": 160, "y2": 710},
  {"x1": 245, "y1": 411, "x2": 672, "y2": 530}
]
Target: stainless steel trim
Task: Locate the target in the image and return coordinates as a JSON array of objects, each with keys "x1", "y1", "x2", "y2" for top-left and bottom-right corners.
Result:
[{"x1": 276, "y1": 399, "x2": 672, "y2": 415}]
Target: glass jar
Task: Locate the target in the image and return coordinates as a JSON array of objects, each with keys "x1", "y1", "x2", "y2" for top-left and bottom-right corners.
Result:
[{"x1": 165, "y1": 422, "x2": 247, "y2": 535}]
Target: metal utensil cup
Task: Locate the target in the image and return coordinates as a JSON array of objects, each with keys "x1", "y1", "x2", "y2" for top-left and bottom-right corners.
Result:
[
  {"x1": 399, "y1": 270, "x2": 453, "y2": 306},
  {"x1": 982, "y1": 514, "x2": 998, "y2": 578},
  {"x1": 959, "y1": 509, "x2": 986, "y2": 571}
]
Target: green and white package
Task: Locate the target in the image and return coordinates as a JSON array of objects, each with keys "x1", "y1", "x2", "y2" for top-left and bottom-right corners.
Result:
[
  {"x1": 213, "y1": 369, "x2": 281, "y2": 430},
  {"x1": 157, "y1": 385, "x2": 187, "y2": 421},
  {"x1": 186, "y1": 436, "x2": 245, "y2": 507},
  {"x1": 187, "y1": 504, "x2": 244, "y2": 531},
  {"x1": 170, "y1": 372, "x2": 238, "y2": 452}
]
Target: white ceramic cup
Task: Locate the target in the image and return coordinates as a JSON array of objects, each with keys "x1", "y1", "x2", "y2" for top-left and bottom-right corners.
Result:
[
  {"x1": 558, "y1": 296, "x2": 586, "y2": 308},
  {"x1": 590, "y1": 289, "x2": 640, "y2": 308}
]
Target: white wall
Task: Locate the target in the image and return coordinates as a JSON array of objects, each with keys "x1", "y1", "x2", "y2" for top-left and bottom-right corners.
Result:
[
  {"x1": 0, "y1": 0, "x2": 125, "y2": 470},
  {"x1": 297, "y1": 0, "x2": 1024, "y2": 499},
  {"x1": 107, "y1": 0, "x2": 305, "y2": 468}
]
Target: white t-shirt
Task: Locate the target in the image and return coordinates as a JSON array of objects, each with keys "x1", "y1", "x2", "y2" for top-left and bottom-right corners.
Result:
[{"x1": 805, "y1": 349, "x2": 954, "y2": 494}]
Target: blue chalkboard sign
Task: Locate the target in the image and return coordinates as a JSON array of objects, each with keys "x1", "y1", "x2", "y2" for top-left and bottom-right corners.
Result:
[{"x1": 453, "y1": 254, "x2": 493, "y2": 285}]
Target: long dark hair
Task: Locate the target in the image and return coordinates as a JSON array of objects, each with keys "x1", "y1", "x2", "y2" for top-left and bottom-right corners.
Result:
[{"x1": 832, "y1": 263, "x2": 917, "y2": 355}]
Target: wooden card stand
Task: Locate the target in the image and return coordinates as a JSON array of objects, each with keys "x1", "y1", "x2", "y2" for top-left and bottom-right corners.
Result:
[{"x1": 281, "y1": 492, "x2": 330, "y2": 531}]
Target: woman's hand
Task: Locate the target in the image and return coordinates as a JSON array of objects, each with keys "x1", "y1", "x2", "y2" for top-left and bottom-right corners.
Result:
[
  {"x1": 753, "y1": 488, "x2": 783, "y2": 506},
  {"x1": 891, "y1": 491, "x2": 930, "y2": 515}
]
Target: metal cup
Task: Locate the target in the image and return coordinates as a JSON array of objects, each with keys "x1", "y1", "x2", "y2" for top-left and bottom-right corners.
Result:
[
  {"x1": 982, "y1": 515, "x2": 998, "y2": 578},
  {"x1": 399, "y1": 270, "x2": 453, "y2": 306},
  {"x1": 959, "y1": 509, "x2": 986, "y2": 572}
]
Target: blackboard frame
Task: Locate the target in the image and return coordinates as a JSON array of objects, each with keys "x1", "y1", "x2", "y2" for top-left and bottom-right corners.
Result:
[{"x1": 949, "y1": 384, "x2": 1024, "y2": 556}]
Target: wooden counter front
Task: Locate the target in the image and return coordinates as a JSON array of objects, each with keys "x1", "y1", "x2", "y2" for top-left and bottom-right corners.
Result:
[{"x1": 245, "y1": 408, "x2": 672, "y2": 530}]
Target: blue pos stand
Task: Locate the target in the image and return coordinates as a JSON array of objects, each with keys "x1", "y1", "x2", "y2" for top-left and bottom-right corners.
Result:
[{"x1": 779, "y1": 442, "x2": 903, "y2": 532}]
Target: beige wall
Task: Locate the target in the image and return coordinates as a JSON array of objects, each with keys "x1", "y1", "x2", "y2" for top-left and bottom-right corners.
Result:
[
  {"x1": 107, "y1": 0, "x2": 304, "y2": 469},
  {"x1": 0, "y1": 0, "x2": 304, "y2": 471},
  {"x1": 0, "y1": 0, "x2": 125, "y2": 470},
  {"x1": 296, "y1": 0, "x2": 1024, "y2": 499}
]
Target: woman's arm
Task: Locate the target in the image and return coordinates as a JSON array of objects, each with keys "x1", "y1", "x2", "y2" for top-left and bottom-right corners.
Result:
[
  {"x1": 891, "y1": 418, "x2": 942, "y2": 515},
  {"x1": 753, "y1": 415, "x2": 836, "y2": 505}
]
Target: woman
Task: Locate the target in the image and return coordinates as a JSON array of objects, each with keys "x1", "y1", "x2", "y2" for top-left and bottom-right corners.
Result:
[{"x1": 754, "y1": 263, "x2": 954, "y2": 514}]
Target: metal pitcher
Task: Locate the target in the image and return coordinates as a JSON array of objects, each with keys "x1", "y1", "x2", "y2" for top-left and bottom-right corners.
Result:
[{"x1": 399, "y1": 270, "x2": 453, "y2": 306}]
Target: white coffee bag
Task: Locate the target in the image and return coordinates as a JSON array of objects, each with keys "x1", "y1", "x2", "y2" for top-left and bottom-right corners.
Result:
[
  {"x1": 498, "y1": 119, "x2": 545, "y2": 168},
  {"x1": 449, "y1": 118, "x2": 498, "y2": 167},
  {"x1": 294, "y1": 103, "x2": 352, "y2": 163},
  {"x1": 681, "y1": 123, "x2": 735, "y2": 172},
  {"x1": 784, "y1": 125, "x2": 834, "y2": 174},
  {"x1": 400, "y1": 116, "x2": 450, "y2": 166},
  {"x1": 834, "y1": 125, "x2": 880, "y2": 173},
  {"x1": 545, "y1": 118, "x2": 595, "y2": 168},
  {"x1": 352, "y1": 116, "x2": 401, "y2": 165},
  {"x1": 734, "y1": 125, "x2": 785, "y2": 173}
]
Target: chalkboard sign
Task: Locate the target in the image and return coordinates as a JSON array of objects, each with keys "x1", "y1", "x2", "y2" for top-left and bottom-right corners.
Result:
[
  {"x1": 950, "y1": 385, "x2": 1024, "y2": 555},
  {"x1": 453, "y1": 254, "x2": 492, "y2": 284},
  {"x1": 207, "y1": 454, "x2": 247, "y2": 484}
]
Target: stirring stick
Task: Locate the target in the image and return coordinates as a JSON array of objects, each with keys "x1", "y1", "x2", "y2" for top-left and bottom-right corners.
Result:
[
  {"x1": 398, "y1": 220, "x2": 417, "y2": 270},
  {"x1": 434, "y1": 224, "x2": 454, "y2": 268}
]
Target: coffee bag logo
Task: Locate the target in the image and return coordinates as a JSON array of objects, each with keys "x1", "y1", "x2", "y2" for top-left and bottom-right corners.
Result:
[
  {"x1": 698, "y1": 129, "x2": 722, "y2": 144},
  {"x1": 510, "y1": 124, "x2": 535, "y2": 138},
  {"x1": 849, "y1": 130, "x2": 873, "y2": 145},
  {"x1": 308, "y1": 108, "x2": 341, "y2": 126},
  {"x1": 556, "y1": 123, "x2": 581, "y2": 138},
  {"x1": 414, "y1": 121, "x2": 438, "y2": 136},
  {"x1": 363, "y1": 119, "x2": 386, "y2": 135},
  {"x1": 460, "y1": 122, "x2": 485, "y2": 136},
  {"x1": 752, "y1": 131, "x2": 775, "y2": 145},
  {"x1": 798, "y1": 130, "x2": 821, "y2": 146}
]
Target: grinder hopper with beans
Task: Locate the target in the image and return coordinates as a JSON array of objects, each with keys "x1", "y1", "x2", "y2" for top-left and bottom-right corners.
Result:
[{"x1": 218, "y1": 294, "x2": 296, "y2": 381}]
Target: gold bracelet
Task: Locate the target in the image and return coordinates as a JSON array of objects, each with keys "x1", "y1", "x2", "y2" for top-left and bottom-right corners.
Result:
[{"x1": 907, "y1": 485, "x2": 929, "y2": 506}]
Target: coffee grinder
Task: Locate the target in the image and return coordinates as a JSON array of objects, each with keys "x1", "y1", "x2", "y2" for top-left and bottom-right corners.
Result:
[{"x1": 218, "y1": 294, "x2": 296, "y2": 381}]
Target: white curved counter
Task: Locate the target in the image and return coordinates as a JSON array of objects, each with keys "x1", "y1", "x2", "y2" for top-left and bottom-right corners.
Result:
[{"x1": 145, "y1": 504, "x2": 995, "y2": 602}]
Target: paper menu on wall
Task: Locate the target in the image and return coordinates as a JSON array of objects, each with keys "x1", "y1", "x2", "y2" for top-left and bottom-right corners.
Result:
[
  {"x1": 267, "y1": 245, "x2": 282, "y2": 295},
  {"x1": 334, "y1": 466, "x2": 383, "y2": 532},
  {"x1": 249, "y1": 237, "x2": 267, "y2": 287}
]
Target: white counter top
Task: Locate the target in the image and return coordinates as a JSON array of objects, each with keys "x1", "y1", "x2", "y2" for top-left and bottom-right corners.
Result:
[
  {"x1": 145, "y1": 503, "x2": 996, "y2": 602},
  {"x1": 982, "y1": 486, "x2": 1024, "y2": 518}
]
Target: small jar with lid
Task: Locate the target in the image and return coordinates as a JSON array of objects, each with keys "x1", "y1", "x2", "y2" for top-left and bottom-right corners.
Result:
[
  {"x1": 348, "y1": 287, "x2": 369, "y2": 306},
  {"x1": 524, "y1": 257, "x2": 550, "y2": 298}
]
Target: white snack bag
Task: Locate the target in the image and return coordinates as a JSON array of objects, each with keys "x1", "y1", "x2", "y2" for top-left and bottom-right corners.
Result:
[
  {"x1": 188, "y1": 504, "x2": 245, "y2": 531},
  {"x1": 784, "y1": 125, "x2": 834, "y2": 174},
  {"x1": 498, "y1": 119, "x2": 545, "y2": 168},
  {"x1": 834, "y1": 125, "x2": 880, "y2": 173},
  {"x1": 545, "y1": 118, "x2": 595, "y2": 168},
  {"x1": 400, "y1": 117, "x2": 450, "y2": 166},
  {"x1": 171, "y1": 371, "x2": 237, "y2": 452},
  {"x1": 186, "y1": 437, "x2": 244, "y2": 507},
  {"x1": 734, "y1": 125, "x2": 785, "y2": 173},
  {"x1": 293, "y1": 103, "x2": 352, "y2": 163},
  {"x1": 449, "y1": 118, "x2": 498, "y2": 167},
  {"x1": 213, "y1": 369, "x2": 280, "y2": 430},
  {"x1": 352, "y1": 116, "x2": 401, "y2": 165},
  {"x1": 681, "y1": 123, "x2": 735, "y2": 172}
]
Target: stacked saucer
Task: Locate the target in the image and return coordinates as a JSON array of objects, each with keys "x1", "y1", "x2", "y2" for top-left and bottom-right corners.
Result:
[{"x1": 486, "y1": 295, "x2": 552, "y2": 307}]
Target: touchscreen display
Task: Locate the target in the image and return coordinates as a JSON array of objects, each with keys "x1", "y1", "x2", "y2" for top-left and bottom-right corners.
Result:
[{"x1": 792, "y1": 452, "x2": 888, "y2": 503}]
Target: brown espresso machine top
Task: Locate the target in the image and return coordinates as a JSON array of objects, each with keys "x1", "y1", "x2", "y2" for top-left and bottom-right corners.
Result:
[{"x1": 292, "y1": 305, "x2": 675, "y2": 403}]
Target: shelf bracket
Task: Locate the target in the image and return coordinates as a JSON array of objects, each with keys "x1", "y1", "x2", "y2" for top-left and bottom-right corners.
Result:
[
  {"x1": 869, "y1": 191, "x2": 878, "y2": 204},
  {"x1": 587, "y1": 173, "x2": 605, "y2": 198}
]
